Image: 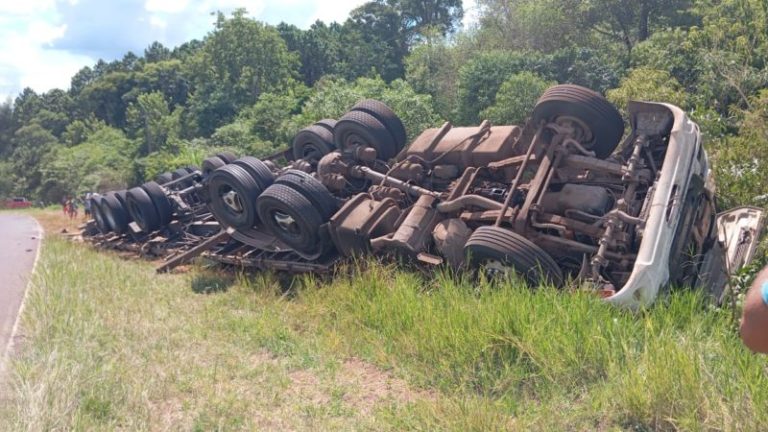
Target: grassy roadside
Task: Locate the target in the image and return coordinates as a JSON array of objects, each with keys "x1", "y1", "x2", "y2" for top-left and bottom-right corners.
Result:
[{"x1": 2, "y1": 212, "x2": 768, "y2": 430}]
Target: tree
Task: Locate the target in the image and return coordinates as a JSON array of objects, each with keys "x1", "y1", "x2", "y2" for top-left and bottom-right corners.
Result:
[
  {"x1": 39, "y1": 124, "x2": 133, "y2": 200},
  {"x1": 144, "y1": 41, "x2": 171, "y2": 63},
  {"x1": 397, "y1": 0, "x2": 464, "y2": 41},
  {"x1": 77, "y1": 71, "x2": 136, "y2": 127},
  {"x1": 185, "y1": 10, "x2": 299, "y2": 135},
  {"x1": 709, "y1": 89, "x2": 768, "y2": 208},
  {"x1": 480, "y1": 72, "x2": 555, "y2": 125},
  {"x1": 0, "y1": 99, "x2": 16, "y2": 156},
  {"x1": 474, "y1": 0, "x2": 583, "y2": 52},
  {"x1": 125, "y1": 92, "x2": 179, "y2": 155},
  {"x1": 405, "y1": 38, "x2": 461, "y2": 120},
  {"x1": 293, "y1": 76, "x2": 441, "y2": 141},
  {"x1": 455, "y1": 50, "x2": 552, "y2": 125},
  {"x1": 572, "y1": 0, "x2": 696, "y2": 61},
  {"x1": 9, "y1": 124, "x2": 59, "y2": 197},
  {"x1": 606, "y1": 68, "x2": 688, "y2": 114},
  {"x1": 278, "y1": 21, "x2": 345, "y2": 86}
]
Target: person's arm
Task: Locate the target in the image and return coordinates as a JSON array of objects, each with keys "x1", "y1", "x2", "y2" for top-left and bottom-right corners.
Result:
[{"x1": 740, "y1": 265, "x2": 768, "y2": 353}]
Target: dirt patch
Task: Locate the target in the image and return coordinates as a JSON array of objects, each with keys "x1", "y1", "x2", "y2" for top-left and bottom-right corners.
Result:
[
  {"x1": 29, "y1": 209, "x2": 84, "y2": 235},
  {"x1": 336, "y1": 357, "x2": 433, "y2": 415}
]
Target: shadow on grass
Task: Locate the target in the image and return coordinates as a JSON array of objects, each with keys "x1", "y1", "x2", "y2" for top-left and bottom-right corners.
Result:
[{"x1": 191, "y1": 272, "x2": 235, "y2": 294}]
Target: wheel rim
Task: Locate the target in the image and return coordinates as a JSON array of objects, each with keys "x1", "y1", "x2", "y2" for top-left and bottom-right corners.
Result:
[
  {"x1": 128, "y1": 200, "x2": 146, "y2": 229},
  {"x1": 482, "y1": 259, "x2": 510, "y2": 278},
  {"x1": 554, "y1": 116, "x2": 594, "y2": 144},
  {"x1": 271, "y1": 210, "x2": 301, "y2": 237},
  {"x1": 219, "y1": 187, "x2": 244, "y2": 214}
]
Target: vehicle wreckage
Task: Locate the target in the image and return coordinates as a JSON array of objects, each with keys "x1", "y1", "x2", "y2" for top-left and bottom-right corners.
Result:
[{"x1": 83, "y1": 84, "x2": 764, "y2": 308}]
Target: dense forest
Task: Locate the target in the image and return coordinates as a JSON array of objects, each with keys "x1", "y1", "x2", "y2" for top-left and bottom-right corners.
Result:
[{"x1": 1, "y1": 0, "x2": 767, "y2": 209}]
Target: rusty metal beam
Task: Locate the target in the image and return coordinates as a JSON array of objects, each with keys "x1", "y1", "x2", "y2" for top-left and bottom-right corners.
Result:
[{"x1": 156, "y1": 230, "x2": 230, "y2": 273}]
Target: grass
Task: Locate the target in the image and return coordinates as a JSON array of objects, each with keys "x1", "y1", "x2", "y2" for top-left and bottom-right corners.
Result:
[{"x1": 2, "y1": 220, "x2": 768, "y2": 430}]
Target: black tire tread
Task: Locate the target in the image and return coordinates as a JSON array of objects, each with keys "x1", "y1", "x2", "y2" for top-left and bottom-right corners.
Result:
[
  {"x1": 141, "y1": 181, "x2": 173, "y2": 226},
  {"x1": 292, "y1": 125, "x2": 336, "y2": 161},
  {"x1": 100, "y1": 194, "x2": 130, "y2": 235},
  {"x1": 465, "y1": 226, "x2": 564, "y2": 287},
  {"x1": 233, "y1": 156, "x2": 275, "y2": 191},
  {"x1": 206, "y1": 164, "x2": 263, "y2": 230},
  {"x1": 216, "y1": 152, "x2": 238, "y2": 164},
  {"x1": 334, "y1": 110, "x2": 397, "y2": 160},
  {"x1": 256, "y1": 184, "x2": 324, "y2": 254},
  {"x1": 202, "y1": 157, "x2": 226, "y2": 176},
  {"x1": 275, "y1": 170, "x2": 338, "y2": 219},
  {"x1": 532, "y1": 84, "x2": 624, "y2": 159},
  {"x1": 126, "y1": 187, "x2": 161, "y2": 232},
  {"x1": 351, "y1": 99, "x2": 406, "y2": 151}
]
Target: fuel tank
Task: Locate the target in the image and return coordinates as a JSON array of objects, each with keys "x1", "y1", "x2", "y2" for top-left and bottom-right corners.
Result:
[{"x1": 401, "y1": 124, "x2": 524, "y2": 170}]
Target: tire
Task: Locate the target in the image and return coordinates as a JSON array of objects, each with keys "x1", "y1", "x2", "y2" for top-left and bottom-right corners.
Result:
[
  {"x1": 90, "y1": 195, "x2": 110, "y2": 234},
  {"x1": 314, "y1": 119, "x2": 337, "y2": 134},
  {"x1": 100, "y1": 193, "x2": 130, "y2": 235},
  {"x1": 155, "y1": 172, "x2": 173, "y2": 185},
  {"x1": 292, "y1": 124, "x2": 336, "y2": 162},
  {"x1": 126, "y1": 187, "x2": 161, "y2": 233},
  {"x1": 351, "y1": 99, "x2": 407, "y2": 152},
  {"x1": 232, "y1": 156, "x2": 275, "y2": 191},
  {"x1": 275, "y1": 170, "x2": 338, "y2": 219},
  {"x1": 202, "y1": 157, "x2": 226, "y2": 177},
  {"x1": 216, "y1": 152, "x2": 238, "y2": 164},
  {"x1": 171, "y1": 168, "x2": 193, "y2": 189},
  {"x1": 464, "y1": 226, "x2": 564, "y2": 287},
  {"x1": 334, "y1": 110, "x2": 397, "y2": 160},
  {"x1": 113, "y1": 190, "x2": 133, "y2": 222},
  {"x1": 184, "y1": 165, "x2": 199, "y2": 174},
  {"x1": 141, "y1": 181, "x2": 173, "y2": 226},
  {"x1": 207, "y1": 164, "x2": 264, "y2": 230},
  {"x1": 532, "y1": 84, "x2": 624, "y2": 159},
  {"x1": 256, "y1": 184, "x2": 326, "y2": 254}
]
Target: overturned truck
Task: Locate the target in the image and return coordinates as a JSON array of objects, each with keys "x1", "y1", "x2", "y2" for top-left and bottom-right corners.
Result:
[{"x1": 85, "y1": 85, "x2": 765, "y2": 308}]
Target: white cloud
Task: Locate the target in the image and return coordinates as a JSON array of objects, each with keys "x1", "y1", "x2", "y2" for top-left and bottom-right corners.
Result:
[
  {"x1": 0, "y1": 0, "x2": 57, "y2": 16},
  {"x1": 308, "y1": 0, "x2": 366, "y2": 25},
  {"x1": 0, "y1": 0, "x2": 407, "y2": 100},
  {"x1": 144, "y1": 0, "x2": 189, "y2": 14}
]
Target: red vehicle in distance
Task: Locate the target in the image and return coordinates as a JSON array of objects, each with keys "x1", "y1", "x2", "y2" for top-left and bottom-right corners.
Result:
[{"x1": 2, "y1": 197, "x2": 33, "y2": 209}]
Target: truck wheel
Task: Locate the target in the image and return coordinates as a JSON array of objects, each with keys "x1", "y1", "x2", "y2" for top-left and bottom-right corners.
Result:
[
  {"x1": 207, "y1": 164, "x2": 263, "y2": 230},
  {"x1": 292, "y1": 124, "x2": 336, "y2": 162},
  {"x1": 100, "y1": 193, "x2": 130, "y2": 235},
  {"x1": 113, "y1": 190, "x2": 133, "y2": 222},
  {"x1": 171, "y1": 168, "x2": 193, "y2": 189},
  {"x1": 532, "y1": 84, "x2": 624, "y2": 159},
  {"x1": 216, "y1": 152, "x2": 238, "y2": 164},
  {"x1": 464, "y1": 226, "x2": 564, "y2": 287},
  {"x1": 202, "y1": 157, "x2": 226, "y2": 177},
  {"x1": 155, "y1": 172, "x2": 173, "y2": 185},
  {"x1": 275, "y1": 169, "x2": 338, "y2": 219},
  {"x1": 90, "y1": 196, "x2": 110, "y2": 234},
  {"x1": 314, "y1": 119, "x2": 337, "y2": 134},
  {"x1": 334, "y1": 110, "x2": 397, "y2": 161},
  {"x1": 126, "y1": 187, "x2": 161, "y2": 233},
  {"x1": 233, "y1": 156, "x2": 275, "y2": 191},
  {"x1": 256, "y1": 184, "x2": 326, "y2": 254},
  {"x1": 141, "y1": 181, "x2": 173, "y2": 227},
  {"x1": 351, "y1": 99, "x2": 407, "y2": 152}
]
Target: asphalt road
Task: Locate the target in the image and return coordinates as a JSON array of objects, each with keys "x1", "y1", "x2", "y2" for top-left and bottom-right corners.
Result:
[{"x1": 0, "y1": 213, "x2": 42, "y2": 364}]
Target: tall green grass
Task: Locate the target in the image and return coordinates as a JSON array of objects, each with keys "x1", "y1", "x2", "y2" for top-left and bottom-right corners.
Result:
[{"x1": 3, "y1": 237, "x2": 767, "y2": 431}]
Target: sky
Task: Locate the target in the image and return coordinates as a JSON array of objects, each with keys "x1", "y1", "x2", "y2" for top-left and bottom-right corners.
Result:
[{"x1": 0, "y1": 0, "x2": 480, "y2": 102}]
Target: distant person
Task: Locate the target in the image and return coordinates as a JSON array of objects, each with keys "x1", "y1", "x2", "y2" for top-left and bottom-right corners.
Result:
[
  {"x1": 61, "y1": 196, "x2": 69, "y2": 215},
  {"x1": 84, "y1": 193, "x2": 92, "y2": 218},
  {"x1": 740, "y1": 264, "x2": 768, "y2": 353},
  {"x1": 67, "y1": 198, "x2": 78, "y2": 219}
]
